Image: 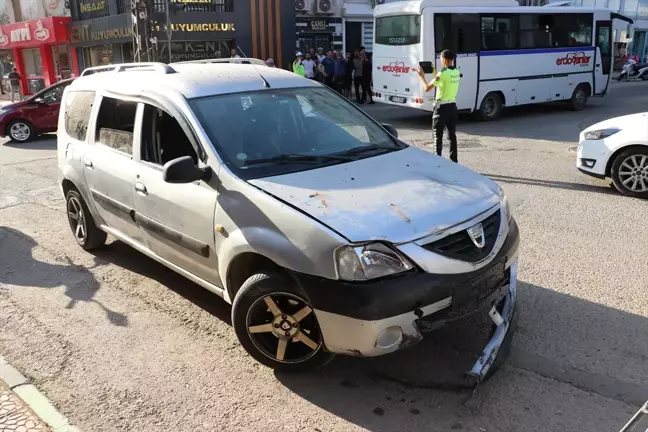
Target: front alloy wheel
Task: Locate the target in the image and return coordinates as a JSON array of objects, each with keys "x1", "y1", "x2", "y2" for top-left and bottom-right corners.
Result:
[
  {"x1": 65, "y1": 189, "x2": 107, "y2": 250},
  {"x1": 611, "y1": 150, "x2": 648, "y2": 199},
  {"x1": 232, "y1": 273, "x2": 335, "y2": 372}
]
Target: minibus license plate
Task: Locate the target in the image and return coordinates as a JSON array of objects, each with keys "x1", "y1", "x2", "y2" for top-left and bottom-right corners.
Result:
[{"x1": 390, "y1": 96, "x2": 406, "y2": 104}]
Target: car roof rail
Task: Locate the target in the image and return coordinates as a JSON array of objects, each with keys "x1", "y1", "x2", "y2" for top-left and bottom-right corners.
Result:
[
  {"x1": 172, "y1": 58, "x2": 268, "y2": 66},
  {"x1": 80, "y1": 62, "x2": 176, "y2": 77}
]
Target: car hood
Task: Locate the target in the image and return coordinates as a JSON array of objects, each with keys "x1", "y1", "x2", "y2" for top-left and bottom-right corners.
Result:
[
  {"x1": 249, "y1": 146, "x2": 501, "y2": 244},
  {"x1": 583, "y1": 112, "x2": 648, "y2": 135},
  {"x1": 0, "y1": 100, "x2": 27, "y2": 111}
]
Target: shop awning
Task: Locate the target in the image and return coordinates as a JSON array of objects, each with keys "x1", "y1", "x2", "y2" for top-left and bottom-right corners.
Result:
[{"x1": 343, "y1": 3, "x2": 374, "y2": 18}]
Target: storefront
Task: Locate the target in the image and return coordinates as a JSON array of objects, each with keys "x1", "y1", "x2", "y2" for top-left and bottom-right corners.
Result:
[
  {"x1": 296, "y1": 17, "x2": 342, "y2": 54},
  {"x1": 0, "y1": 16, "x2": 75, "y2": 95},
  {"x1": 69, "y1": 14, "x2": 133, "y2": 70},
  {"x1": 342, "y1": 2, "x2": 373, "y2": 54},
  {"x1": 147, "y1": 0, "x2": 296, "y2": 69}
]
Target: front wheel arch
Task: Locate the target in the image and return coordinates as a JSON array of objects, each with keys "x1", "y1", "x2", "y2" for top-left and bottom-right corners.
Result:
[{"x1": 605, "y1": 144, "x2": 648, "y2": 177}]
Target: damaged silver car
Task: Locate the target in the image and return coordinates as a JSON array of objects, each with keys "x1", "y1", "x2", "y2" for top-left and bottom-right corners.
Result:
[{"x1": 57, "y1": 61, "x2": 519, "y2": 381}]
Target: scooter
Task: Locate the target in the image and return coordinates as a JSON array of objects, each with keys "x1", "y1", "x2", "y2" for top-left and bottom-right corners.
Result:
[{"x1": 618, "y1": 58, "x2": 648, "y2": 81}]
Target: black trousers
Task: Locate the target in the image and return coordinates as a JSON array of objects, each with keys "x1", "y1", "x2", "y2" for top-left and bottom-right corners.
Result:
[
  {"x1": 433, "y1": 102, "x2": 458, "y2": 162},
  {"x1": 361, "y1": 78, "x2": 373, "y2": 103},
  {"x1": 354, "y1": 76, "x2": 364, "y2": 100}
]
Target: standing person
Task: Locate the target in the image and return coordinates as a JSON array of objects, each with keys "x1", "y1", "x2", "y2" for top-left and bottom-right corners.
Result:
[
  {"x1": 342, "y1": 52, "x2": 354, "y2": 98},
  {"x1": 8, "y1": 68, "x2": 21, "y2": 102},
  {"x1": 417, "y1": 49, "x2": 460, "y2": 163},
  {"x1": 319, "y1": 49, "x2": 336, "y2": 89},
  {"x1": 360, "y1": 52, "x2": 374, "y2": 104},
  {"x1": 292, "y1": 52, "x2": 305, "y2": 77},
  {"x1": 333, "y1": 51, "x2": 347, "y2": 95},
  {"x1": 302, "y1": 53, "x2": 317, "y2": 80},
  {"x1": 352, "y1": 50, "x2": 364, "y2": 102},
  {"x1": 230, "y1": 48, "x2": 242, "y2": 64},
  {"x1": 316, "y1": 47, "x2": 326, "y2": 63}
]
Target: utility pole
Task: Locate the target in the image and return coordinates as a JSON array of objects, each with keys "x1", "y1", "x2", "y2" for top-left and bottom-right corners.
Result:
[{"x1": 165, "y1": 0, "x2": 173, "y2": 62}]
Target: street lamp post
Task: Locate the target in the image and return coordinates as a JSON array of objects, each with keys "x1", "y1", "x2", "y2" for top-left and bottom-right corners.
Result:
[{"x1": 165, "y1": 0, "x2": 172, "y2": 62}]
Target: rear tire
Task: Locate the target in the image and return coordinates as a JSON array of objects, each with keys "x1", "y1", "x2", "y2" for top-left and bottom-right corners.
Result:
[
  {"x1": 610, "y1": 147, "x2": 648, "y2": 199},
  {"x1": 7, "y1": 120, "x2": 33, "y2": 142},
  {"x1": 477, "y1": 93, "x2": 503, "y2": 121},
  {"x1": 65, "y1": 189, "x2": 107, "y2": 250},
  {"x1": 232, "y1": 272, "x2": 335, "y2": 372},
  {"x1": 568, "y1": 85, "x2": 589, "y2": 111}
]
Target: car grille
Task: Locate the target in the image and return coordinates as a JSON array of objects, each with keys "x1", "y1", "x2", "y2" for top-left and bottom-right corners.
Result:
[{"x1": 422, "y1": 210, "x2": 501, "y2": 262}]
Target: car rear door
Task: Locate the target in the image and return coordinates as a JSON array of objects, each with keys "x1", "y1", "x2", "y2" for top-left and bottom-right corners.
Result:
[{"x1": 82, "y1": 95, "x2": 141, "y2": 241}]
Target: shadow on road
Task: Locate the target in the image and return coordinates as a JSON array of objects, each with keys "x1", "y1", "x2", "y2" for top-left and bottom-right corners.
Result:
[
  {"x1": 89, "y1": 240, "x2": 232, "y2": 325},
  {"x1": 275, "y1": 280, "x2": 647, "y2": 431},
  {"x1": 1, "y1": 134, "x2": 56, "y2": 150},
  {"x1": 484, "y1": 173, "x2": 619, "y2": 196},
  {"x1": 0, "y1": 226, "x2": 128, "y2": 326}
]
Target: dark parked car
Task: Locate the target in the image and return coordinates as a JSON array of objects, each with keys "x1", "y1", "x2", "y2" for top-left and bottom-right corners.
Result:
[{"x1": 0, "y1": 78, "x2": 74, "y2": 142}]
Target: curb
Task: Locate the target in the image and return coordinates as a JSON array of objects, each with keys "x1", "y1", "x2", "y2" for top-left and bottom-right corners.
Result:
[{"x1": 0, "y1": 355, "x2": 81, "y2": 432}]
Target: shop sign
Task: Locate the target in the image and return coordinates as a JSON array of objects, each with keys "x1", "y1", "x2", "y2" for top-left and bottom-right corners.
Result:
[
  {"x1": 160, "y1": 41, "x2": 229, "y2": 61},
  {"x1": 70, "y1": 24, "x2": 132, "y2": 43},
  {"x1": 150, "y1": 11, "x2": 236, "y2": 39},
  {"x1": 308, "y1": 19, "x2": 328, "y2": 31},
  {"x1": 0, "y1": 18, "x2": 67, "y2": 49},
  {"x1": 78, "y1": 0, "x2": 108, "y2": 19},
  {"x1": 150, "y1": 22, "x2": 235, "y2": 32}
]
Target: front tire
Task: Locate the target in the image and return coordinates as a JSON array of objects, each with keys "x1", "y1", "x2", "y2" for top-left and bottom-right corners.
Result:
[
  {"x1": 610, "y1": 148, "x2": 648, "y2": 199},
  {"x1": 477, "y1": 93, "x2": 503, "y2": 121},
  {"x1": 66, "y1": 189, "x2": 107, "y2": 250},
  {"x1": 232, "y1": 272, "x2": 335, "y2": 372},
  {"x1": 7, "y1": 120, "x2": 34, "y2": 142},
  {"x1": 569, "y1": 85, "x2": 589, "y2": 111}
]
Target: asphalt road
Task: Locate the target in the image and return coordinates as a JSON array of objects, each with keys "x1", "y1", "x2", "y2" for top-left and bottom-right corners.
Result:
[{"x1": 1, "y1": 81, "x2": 647, "y2": 432}]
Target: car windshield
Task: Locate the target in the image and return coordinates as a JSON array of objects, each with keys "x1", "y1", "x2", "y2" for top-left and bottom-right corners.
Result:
[{"x1": 189, "y1": 87, "x2": 405, "y2": 179}]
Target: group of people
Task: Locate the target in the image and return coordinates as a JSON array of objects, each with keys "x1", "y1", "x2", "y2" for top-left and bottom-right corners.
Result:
[{"x1": 290, "y1": 47, "x2": 374, "y2": 104}]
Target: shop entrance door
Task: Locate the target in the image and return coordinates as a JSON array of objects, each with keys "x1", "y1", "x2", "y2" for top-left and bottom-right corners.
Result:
[{"x1": 52, "y1": 45, "x2": 73, "y2": 81}]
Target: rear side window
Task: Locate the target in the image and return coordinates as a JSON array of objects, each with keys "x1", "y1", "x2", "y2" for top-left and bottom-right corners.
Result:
[
  {"x1": 64, "y1": 91, "x2": 95, "y2": 141},
  {"x1": 375, "y1": 15, "x2": 420, "y2": 45},
  {"x1": 95, "y1": 97, "x2": 138, "y2": 155}
]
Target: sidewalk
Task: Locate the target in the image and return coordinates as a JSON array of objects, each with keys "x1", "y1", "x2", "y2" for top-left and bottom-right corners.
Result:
[
  {"x1": 0, "y1": 384, "x2": 49, "y2": 431},
  {"x1": 0, "y1": 357, "x2": 79, "y2": 432}
]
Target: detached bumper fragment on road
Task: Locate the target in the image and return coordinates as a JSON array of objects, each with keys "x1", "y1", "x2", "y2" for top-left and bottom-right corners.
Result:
[{"x1": 468, "y1": 262, "x2": 518, "y2": 383}]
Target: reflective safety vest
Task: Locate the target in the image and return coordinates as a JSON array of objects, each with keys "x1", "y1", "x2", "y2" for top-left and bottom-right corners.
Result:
[
  {"x1": 435, "y1": 66, "x2": 460, "y2": 102},
  {"x1": 293, "y1": 61, "x2": 305, "y2": 77}
]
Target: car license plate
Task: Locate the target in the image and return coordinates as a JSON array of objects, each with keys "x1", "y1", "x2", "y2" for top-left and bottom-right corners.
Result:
[{"x1": 390, "y1": 96, "x2": 406, "y2": 104}]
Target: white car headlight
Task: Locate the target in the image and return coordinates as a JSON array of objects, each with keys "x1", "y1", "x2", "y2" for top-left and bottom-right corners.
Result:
[
  {"x1": 583, "y1": 128, "x2": 620, "y2": 140},
  {"x1": 336, "y1": 242, "x2": 413, "y2": 281}
]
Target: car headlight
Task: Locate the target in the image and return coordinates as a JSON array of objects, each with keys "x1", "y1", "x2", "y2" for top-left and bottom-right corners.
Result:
[
  {"x1": 500, "y1": 189, "x2": 511, "y2": 221},
  {"x1": 583, "y1": 128, "x2": 620, "y2": 140},
  {"x1": 336, "y1": 242, "x2": 413, "y2": 281}
]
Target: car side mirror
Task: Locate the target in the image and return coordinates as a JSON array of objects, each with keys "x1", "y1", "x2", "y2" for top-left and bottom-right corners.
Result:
[
  {"x1": 382, "y1": 123, "x2": 398, "y2": 138},
  {"x1": 163, "y1": 156, "x2": 211, "y2": 184},
  {"x1": 34, "y1": 97, "x2": 46, "y2": 105}
]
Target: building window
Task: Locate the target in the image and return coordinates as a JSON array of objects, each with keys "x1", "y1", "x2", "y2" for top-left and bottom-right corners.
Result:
[
  {"x1": 22, "y1": 48, "x2": 43, "y2": 76},
  {"x1": 83, "y1": 45, "x2": 114, "y2": 67},
  {"x1": 624, "y1": 0, "x2": 639, "y2": 18},
  {"x1": 152, "y1": 0, "x2": 234, "y2": 13}
]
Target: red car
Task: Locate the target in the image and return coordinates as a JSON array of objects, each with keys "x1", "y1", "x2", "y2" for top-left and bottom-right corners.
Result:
[{"x1": 0, "y1": 78, "x2": 74, "y2": 143}]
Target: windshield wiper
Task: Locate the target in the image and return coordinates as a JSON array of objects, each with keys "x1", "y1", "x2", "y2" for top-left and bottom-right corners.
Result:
[
  {"x1": 244, "y1": 154, "x2": 353, "y2": 166},
  {"x1": 336, "y1": 144, "x2": 396, "y2": 157}
]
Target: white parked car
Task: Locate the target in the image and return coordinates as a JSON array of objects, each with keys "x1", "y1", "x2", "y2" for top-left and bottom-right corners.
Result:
[{"x1": 577, "y1": 113, "x2": 648, "y2": 199}]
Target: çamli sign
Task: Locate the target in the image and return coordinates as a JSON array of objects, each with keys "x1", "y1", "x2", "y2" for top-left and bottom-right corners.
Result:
[{"x1": 308, "y1": 19, "x2": 329, "y2": 32}]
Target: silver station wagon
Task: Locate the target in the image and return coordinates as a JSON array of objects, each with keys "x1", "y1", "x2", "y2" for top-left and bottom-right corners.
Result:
[{"x1": 57, "y1": 60, "x2": 519, "y2": 380}]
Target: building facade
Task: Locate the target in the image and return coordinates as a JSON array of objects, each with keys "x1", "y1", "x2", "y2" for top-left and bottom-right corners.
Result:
[
  {"x1": 68, "y1": 0, "x2": 296, "y2": 72},
  {"x1": 0, "y1": 0, "x2": 73, "y2": 95}
]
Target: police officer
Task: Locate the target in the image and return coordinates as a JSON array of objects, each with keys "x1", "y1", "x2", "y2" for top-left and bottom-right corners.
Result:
[{"x1": 417, "y1": 49, "x2": 460, "y2": 163}]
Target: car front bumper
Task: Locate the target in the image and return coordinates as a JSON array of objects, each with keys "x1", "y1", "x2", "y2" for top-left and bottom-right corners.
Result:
[
  {"x1": 294, "y1": 218, "x2": 520, "y2": 382},
  {"x1": 576, "y1": 139, "x2": 612, "y2": 177}
]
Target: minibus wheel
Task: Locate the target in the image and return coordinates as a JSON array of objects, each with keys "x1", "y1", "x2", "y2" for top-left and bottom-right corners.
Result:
[
  {"x1": 477, "y1": 93, "x2": 503, "y2": 121},
  {"x1": 569, "y1": 85, "x2": 589, "y2": 111},
  {"x1": 232, "y1": 272, "x2": 335, "y2": 372}
]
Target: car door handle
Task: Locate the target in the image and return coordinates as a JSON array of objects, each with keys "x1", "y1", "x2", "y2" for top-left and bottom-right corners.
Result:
[
  {"x1": 84, "y1": 160, "x2": 93, "y2": 168},
  {"x1": 135, "y1": 183, "x2": 148, "y2": 195}
]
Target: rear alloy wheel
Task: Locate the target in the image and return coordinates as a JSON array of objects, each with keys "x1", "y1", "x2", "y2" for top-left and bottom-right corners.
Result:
[
  {"x1": 611, "y1": 149, "x2": 648, "y2": 199},
  {"x1": 569, "y1": 86, "x2": 589, "y2": 111},
  {"x1": 232, "y1": 273, "x2": 334, "y2": 372},
  {"x1": 8, "y1": 120, "x2": 33, "y2": 142}
]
